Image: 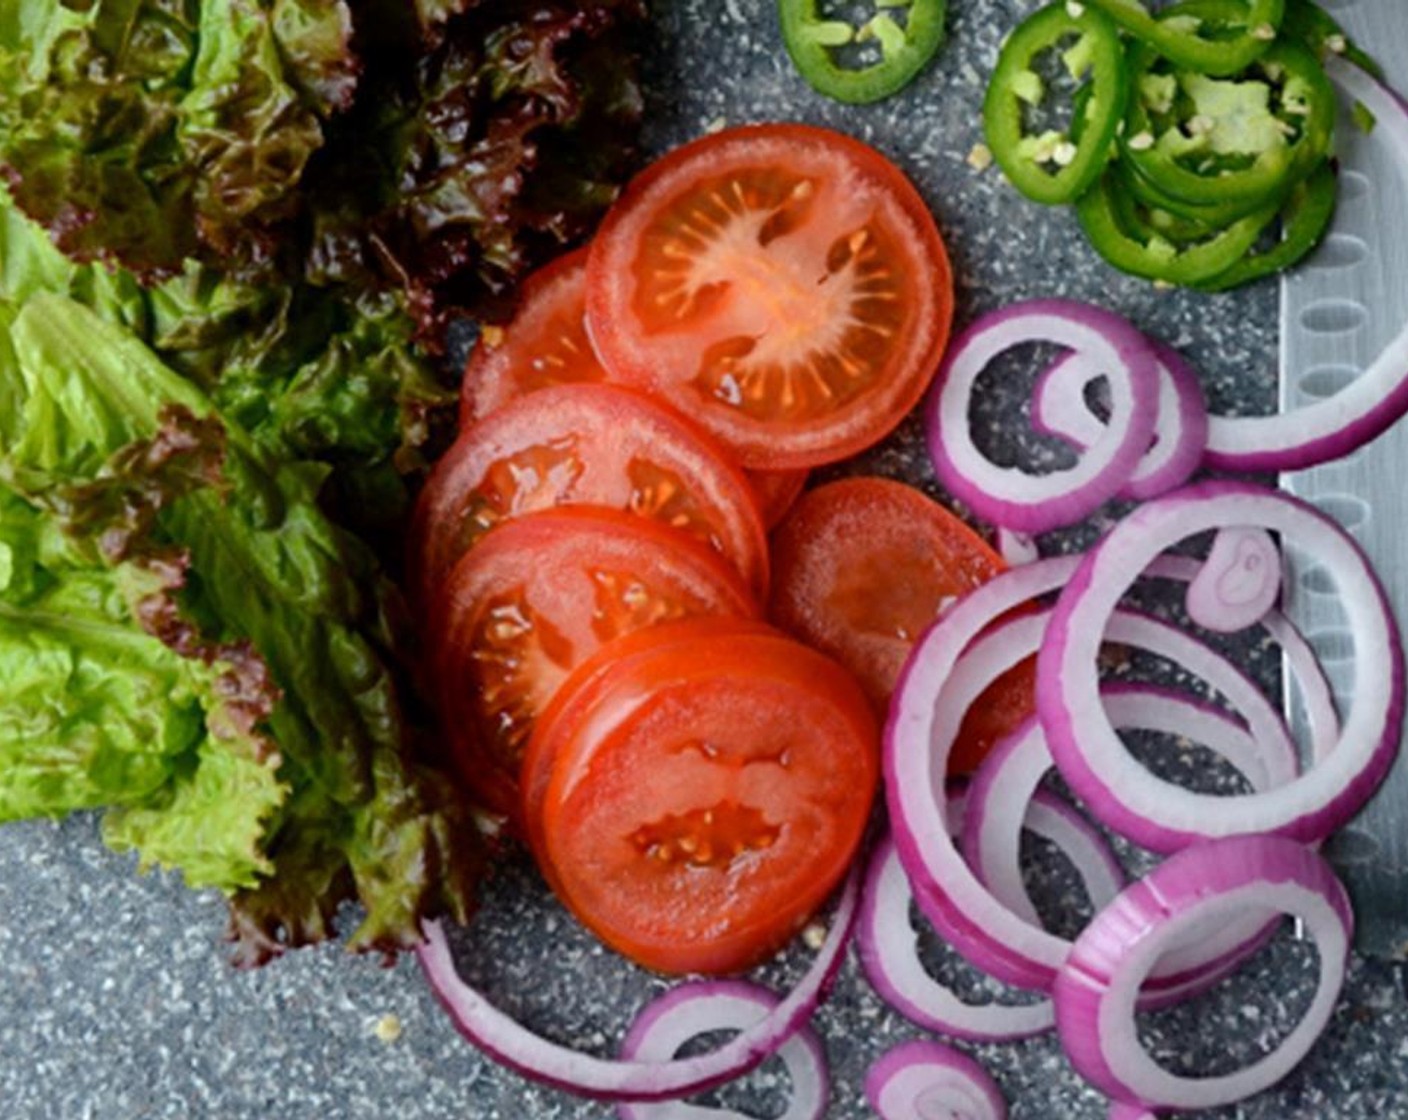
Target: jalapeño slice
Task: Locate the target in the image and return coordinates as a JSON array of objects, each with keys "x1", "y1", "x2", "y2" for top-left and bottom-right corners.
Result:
[
  {"x1": 1120, "y1": 30, "x2": 1336, "y2": 209},
  {"x1": 778, "y1": 0, "x2": 947, "y2": 104},
  {"x1": 1085, "y1": 0, "x2": 1286, "y2": 77},
  {"x1": 1077, "y1": 169, "x2": 1279, "y2": 286},
  {"x1": 983, "y1": 2, "x2": 1129, "y2": 206}
]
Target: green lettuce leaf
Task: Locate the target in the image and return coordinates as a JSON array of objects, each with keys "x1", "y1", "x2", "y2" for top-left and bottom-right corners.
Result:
[
  {"x1": 0, "y1": 0, "x2": 353, "y2": 278},
  {"x1": 0, "y1": 0, "x2": 644, "y2": 342},
  {"x1": 0, "y1": 293, "x2": 481, "y2": 961},
  {"x1": 0, "y1": 436, "x2": 285, "y2": 891}
]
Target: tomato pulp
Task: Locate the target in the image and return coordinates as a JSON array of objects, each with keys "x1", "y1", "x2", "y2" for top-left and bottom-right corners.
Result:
[
  {"x1": 524, "y1": 619, "x2": 878, "y2": 974},
  {"x1": 410, "y1": 383, "x2": 770, "y2": 606},
  {"x1": 432, "y1": 508, "x2": 757, "y2": 819},
  {"x1": 586, "y1": 123, "x2": 954, "y2": 470},
  {"x1": 768, "y1": 477, "x2": 1036, "y2": 773}
]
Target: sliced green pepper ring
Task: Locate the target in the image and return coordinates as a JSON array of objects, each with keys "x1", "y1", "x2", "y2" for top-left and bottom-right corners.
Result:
[
  {"x1": 778, "y1": 0, "x2": 947, "y2": 105},
  {"x1": 1121, "y1": 34, "x2": 1336, "y2": 208},
  {"x1": 1282, "y1": 0, "x2": 1383, "y2": 80},
  {"x1": 1196, "y1": 160, "x2": 1338, "y2": 291},
  {"x1": 1077, "y1": 170, "x2": 1279, "y2": 285},
  {"x1": 1121, "y1": 156, "x2": 1287, "y2": 226},
  {"x1": 1084, "y1": 0, "x2": 1285, "y2": 77},
  {"x1": 982, "y1": 2, "x2": 1129, "y2": 207}
]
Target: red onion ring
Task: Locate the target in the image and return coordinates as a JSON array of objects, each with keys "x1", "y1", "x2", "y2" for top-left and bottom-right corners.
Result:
[
  {"x1": 1184, "y1": 528, "x2": 1281, "y2": 634},
  {"x1": 1143, "y1": 555, "x2": 1341, "y2": 762},
  {"x1": 964, "y1": 686, "x2": 1295, "y2": 928},
  {"x1": 1039, "y1": 481, "x2": 1404, "y2": 852},
  {"x1": 857, "y1": 834, "x2": 1055, "y2": 1042},
  {"x1": 1054, "y1": 836, "x2": 1352, "y2": 1112},
  {"x1": 415, "y1": 859, "x2": 861, "y2": 1102},
  {"x1": 1204, "y1": 59, "x2": 1408, "y2": 471},
  {"x1": 890, "y1": 573, "x2": 1301, "y2": 992},
  {"x1": 857, "y1": 782, "x2": 1123, "y2": 1043},
  {"x1": 616, "y1": 982, "x2": 828, "y2": 1120},
  {"x1": 925, "y1": 300, "x2": 1161, "y2": 533},
  {"x1": 945, "y1": 604, "x2": 1299, "y2": 986},
  {"x1": 962, "y1": 681, "x2": 1300, "y2": 1006},
  {"x1": 865, "y1": 1039, "x2": 1007, "y2": 1120},
  {"x1": 1031, "y1": 340, "x2": 1207, "y2": 502}
]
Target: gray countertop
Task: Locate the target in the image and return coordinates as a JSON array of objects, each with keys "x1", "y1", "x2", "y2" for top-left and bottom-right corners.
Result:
[{"x1": 3, "y1": 2, "x2": 1407, "y2": 1117}]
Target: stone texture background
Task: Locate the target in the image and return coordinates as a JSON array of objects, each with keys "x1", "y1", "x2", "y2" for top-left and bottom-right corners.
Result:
[{"x1": 3, "y1": 3, "x2": 1406, "y2": 1117}]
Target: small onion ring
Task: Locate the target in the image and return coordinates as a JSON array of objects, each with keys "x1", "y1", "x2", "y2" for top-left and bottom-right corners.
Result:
[
  {"x1": 617, "y1": 982, "x2": 828, "y2": 1120},
  {"x1": 964, "y1": 685, "x2": 1296, "y2": 928},
  {"x1": 1184, "y1": 527, "x2": 1281, "y2": 634},
  {"x1": 1142, "y1": 555, "x2": 1340, "y2": 763},
  {"x1": 856, "y1": 782, "x2": 1123, "y2": 1043},
  {"x1": 1054, "y1": 835, "x2": 1352, "y2": 1112},
  {"x1": 865, "y1": 1039, "x2": 1007, "y2": 1120},
  {"x1": 892, "y1": 583, "x2": 1300, "y2": 991},
  {"x1": 1108, "y1": 1104, "x2": 1159, "y2": 1120},
  {"x1": 415, "y1": 859, "x2": 861, "y2": 1102},
  {"x1": 1031, "y1": 340, "x2": 1207, "y2": 502},
  {"x1": 1039, "y1": 481, "x2": 1404, "y2": 851},
  {"x1": 926, "y1": 300, "x2": 1161, "y2": 533},
  {"x1": 1203, "y1": 59, "x2": 1408, "y2": 471}
]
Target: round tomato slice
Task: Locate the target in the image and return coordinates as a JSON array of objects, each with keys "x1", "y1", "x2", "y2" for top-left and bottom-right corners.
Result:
[
  {"x1": 459, "y1": 248, "x2": 608, "y2": 428},
  {"x1": 767, "y1": 476, "x2": 1034, "y2": 773},
  {"x1": 528, "y1": 619, "x2": 878, "y2": 975},
  {"x1": 585, "y1": 123, "x2": 954, "y2": 470},
  {"x1": 431, "y1": 507, "x2": 758, "y2": 820},
  {"x1": 409, "y1": 383, "x2": 770, "y2": 605}
]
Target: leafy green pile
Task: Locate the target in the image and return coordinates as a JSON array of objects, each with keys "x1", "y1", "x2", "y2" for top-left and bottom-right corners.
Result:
[
  {"x1": 0, "y1": 0, "x2": 645, "y2": 964},
  {"x1": 0, "y1": 0, "x2": 645, "y2": 341},
  {"x1": 0, "y1": 218, "x2": 482, "y2": 965}
]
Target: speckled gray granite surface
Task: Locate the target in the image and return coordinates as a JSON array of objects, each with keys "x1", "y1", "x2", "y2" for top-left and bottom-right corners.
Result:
[{"x1": 3, "y1": 2, "x2": 1407, "y2": 1118}]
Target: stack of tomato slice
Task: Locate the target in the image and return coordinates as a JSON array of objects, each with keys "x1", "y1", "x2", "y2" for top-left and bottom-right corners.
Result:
[{"x1": 409, "y1": 123, "x2": 1024, "y2": 975}]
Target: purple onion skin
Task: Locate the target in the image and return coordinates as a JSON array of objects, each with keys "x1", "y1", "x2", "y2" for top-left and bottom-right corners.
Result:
[
  {"x1": 925, "y1": 299, "x2": 1161, "y2": 534},
  {"x1": 960, "y1": 684, "x2": 1284, "y2": 1009},
  {"x1": 1107, "y1": 1104, "x2": 1159, "y2": 1120},
  {"x1": 617, "y1": 981, "x2": 829, "y2": 1120},
  {"x1": 865, "y1": 1038, "x2": 1007, "y2": 1119},
  {"x1": 885, "y1": 559, "x2": 1083, "y2": 992},
  {"x1": 414, "y1": 859, "x2": 862, "y2": 1104},
  {"x1": 1038, "y1": 479, "x2": 1405, "y2": 852},
  {"x1": 1054, "y1": 836, "x2": 1352, "y2": 1110},
  {"x1": 1204, "y1": 376, "x2": 1408, "y2": 473},
  {"x1": 1033, "y1": 341, "x2": 1207, "y2": 502},
  {"x1": 1125, "y1": 342, "x2": 1208, "y2": 501}
]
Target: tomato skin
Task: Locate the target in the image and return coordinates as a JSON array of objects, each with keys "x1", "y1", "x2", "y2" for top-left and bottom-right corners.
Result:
[
  {"x1": 748, "y1": 467, "x2": 809, "y2": 530},
  {"x1": 586, "y1": 123, "x2": 954, "y2": 471},
  {"x1": 430, "y1": 507, "x2": 758, "y2": 820},
  {"x1": 458, "y1": 248, "x2": 607, "y2": 429},
  {"x1": 767, "y1": 476, "x2": 1038, "y2": 773},
  {"x1": 409, "y1": 383, "x2": 771, "y2": 608},
  {"x1": 524, "y1": 619, "x2": 878, "y2": 975},
  {"x1": 769, "y1": 478, "x2": 1003, "y2": 706},
  {"x1": 951, "y1": 656, "x2": 1038, "y2": 776}
]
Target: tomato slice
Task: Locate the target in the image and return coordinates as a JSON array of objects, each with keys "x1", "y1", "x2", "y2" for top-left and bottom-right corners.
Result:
[
  {"x1": 585, "y1": 123, "x2": 954, "y2": 470},
  {"x1": 767, "y1": 476, "x2": 1035, "y2": 772},
  {"x1": 456, "y1": 247, "x2": 800, "y2": 531},
  {"x1": 458, "y1": 248, "x2": 607, "y2": 428},
  {"x1": 527, "y1": 619, "x2": 878, "y2": 975},
  {"x1": 410, "y1": 383, "x2": 770, "y2": 605},
  {"x1": 431, "y1": 507, "x2": 758, "y2": 820},
  {"x1": 748, "y1": 467, "x2": 809, "y2": 530}
]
